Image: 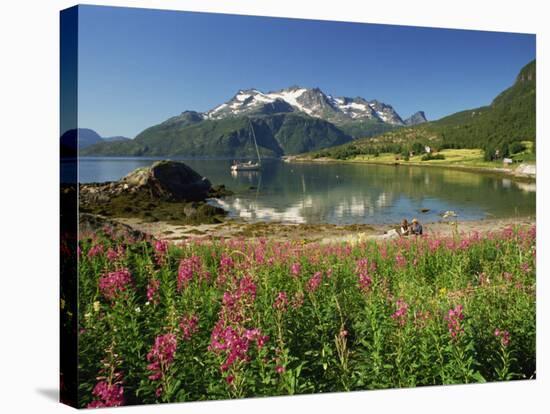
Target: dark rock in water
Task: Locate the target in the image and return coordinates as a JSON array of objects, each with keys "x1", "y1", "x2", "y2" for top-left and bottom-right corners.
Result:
[
  {"x1": 419, "y1": 208, "x2": 430, "y2": 213},
  {"x1": 120, "y1": 160, "x2": 212, "y2": 201},
  {"x1": 79, "y1": 161, "x2": 228, "y2": 225}
]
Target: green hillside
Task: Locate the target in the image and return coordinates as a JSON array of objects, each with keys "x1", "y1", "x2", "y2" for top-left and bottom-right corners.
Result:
[
  {"x1": 310, "y1": 60, "x2": 535, "y2": 160},
  {"x1": 82, "y1": 113, "x2": 352, "y2": 157}
]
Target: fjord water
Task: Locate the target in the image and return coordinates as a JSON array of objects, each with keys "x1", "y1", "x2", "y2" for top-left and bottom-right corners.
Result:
[{"x1": 78, "y1": 157, "x2": 535, "y2": 225}]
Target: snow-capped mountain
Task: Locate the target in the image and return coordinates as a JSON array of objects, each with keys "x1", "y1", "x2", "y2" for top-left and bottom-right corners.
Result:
[{"x1": 203, "y1": 86, "x2": 419, "y2": 126}]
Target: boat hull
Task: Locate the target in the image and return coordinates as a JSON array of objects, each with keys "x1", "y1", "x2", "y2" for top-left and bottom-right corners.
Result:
[{"x1": 231, "y1": 163, "x2": 261, "y2": 171}]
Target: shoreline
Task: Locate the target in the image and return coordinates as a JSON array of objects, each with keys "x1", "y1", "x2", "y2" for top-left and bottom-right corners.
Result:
[
  {"x1": 285, "y1": 156, "x2": 536, "y2": 181},
  {"x1": 111, "y1": 215, "x2": 536, "y2": 245}
]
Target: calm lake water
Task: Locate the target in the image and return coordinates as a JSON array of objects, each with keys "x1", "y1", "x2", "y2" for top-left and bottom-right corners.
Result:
[{"x1": 76, "y1": 157, "x2": 536, "y2": 225}]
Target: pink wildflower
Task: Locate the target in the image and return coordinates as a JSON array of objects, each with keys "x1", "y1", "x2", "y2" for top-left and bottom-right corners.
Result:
[
  {"x1": 87, "y1": 243, "x2": 104, "y2": 258},
  {"x1": 444, "y1": 304, "x2": 465, "y2": 340},
  {"x1": 273, "y1": 291, "x2": 289, "y2": 312},
  {"x1": 146, "y1": 278, "x2": 160, "y2": 303},
  {"x1": 495, "y1": 329, "x2": 511, "y2": 347},
  {"x1": 106, "y1": 246, "x2": 125, "y2": 261},
  {"x1": 291, "y1": 262, "x2": 301, "y2": 277},
  {"x1": 177, "y1": 255, "x2": 202, "y2": 291},
  {"x1": 153, "y1": 240, "x2": 169, "y2": 265},
  {"x1": 356, "y1": 258, "x2": 375, "y2": 292},
  {"x1": 209, "y1": 324, "x2": 268, "y2": 372},
  {"x1": 306, "y1": 271, "x2": 323, "y2": 292},
  {"x1": 146, "y1": 333, "x2": 177, "y2": 388},
  {"x1": 391, "y1": 299, "x2": 409, "y2": 327},
  {"x1": 179, "y1": 314, "x2": 199, "y2": 340},
  {"x1": 87, "y1": 381, "x2": 124, "y2": 408},
  {"x1": 395, "y1": 254, "x2": 407, "y2": 268},
  {"x1": 219, "y1": 254, "x2": 234, "y2": 274},
  {"x1": 154, "y1": 240, "x2": 168, "y2": 255},
  {"x1": 99, "y1": 269, "x2": 133, "y2": 301}
]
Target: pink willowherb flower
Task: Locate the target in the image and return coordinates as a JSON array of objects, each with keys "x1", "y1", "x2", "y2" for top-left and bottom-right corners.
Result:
[
  {"x1": 153, "y1": 240, "x2": 169, "y2": 265},
  {"x1": 291, "y1": 262, "x2": 301, "y2": 277},
  {"x1": 179, "y1": 314, "x2": 199, "y2": 340},
  {"x1": 99, "y1": 269, "x2": 133, "y2": 301},
  {"x1": 87, "y1": 381, "x2": 124, "y2": 408},
  {"x1": 395, "y1": 254, "x2": 407, "y2": 268},
  {"x1": 306, "y1": 271, "x2": 323, "y2": 292},
  {"x1": 444, "y1": 304, "x2": 465, "y2": 339},
  {"x1": 219, "y1": 254, "x2": 234, "y2": 274},
  {"x1": 177, "y1": 255, "x2": 203, "y2": 291},
  {"x1": 154, "y1": 240, "x2": 168, "y2": 255},
  {"x1": 106, "y1": 245, "x2": 125, "y2": 262},
  {"x1": 87, "y1": 344, "x2": 124, "y2": 408},
  {"x1": 275, "y1": 365, "x2": 285, "y2": 374},
  {"x1": 494, "y1": 328, "x2": 511, "y2": 347},
  {"x1": 356, "y1": 258, "x2": 376, "y2": 292},
  {"x1": 216, "y1": 254, "x2": 235, "y2": 286},
  {"x1": 391, "y1": 299, "x2": 409, "y2": 327},
  {"x1": 146, "y1": 333, "x2": 178, "y2": 396},
  {"x1": 273, "y1": 291, "x2": 289, "y2": 312},
  {"x1": 239, "y1": 275, "x2": 257, "y2": 299},
  {"x1": 209, "y1": 323, "x2": 268, "y2": 372},
  {"x1": 87, "y1": 243, "x2": 104, "y2": 258},
  {"x1": 146, "y1": 278, "x2": 160, "y2": 303}
]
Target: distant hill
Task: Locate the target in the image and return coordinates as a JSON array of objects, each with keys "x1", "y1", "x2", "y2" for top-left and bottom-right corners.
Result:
[
  {"x1": 83, "y1": 113, "x2": 352, "y2": 157},
  {"x1": 310, "y1": 60, "x2": 535, "y2": 159},
  {"x1": 60, "y1": 129, "x2": 134, "y2": 158},
  {"x1": 103, "y1": 136, "x2": 131, "y2": 142},
  {"x1": 61, "y1": 128, "x2": 103, "y2": 150}
]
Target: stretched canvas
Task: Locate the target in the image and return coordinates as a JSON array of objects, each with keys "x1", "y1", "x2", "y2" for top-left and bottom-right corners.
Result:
[{"x1": 60, "y1": 4, "x2": 536, "y2": 408}]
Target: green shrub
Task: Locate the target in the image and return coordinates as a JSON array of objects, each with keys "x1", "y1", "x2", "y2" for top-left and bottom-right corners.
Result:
[{"x1": 421, "y1": 153, "x2": 446, "y2": 161}]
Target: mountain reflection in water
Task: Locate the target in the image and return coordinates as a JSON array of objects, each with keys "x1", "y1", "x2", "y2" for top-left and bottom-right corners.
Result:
[{"x1": 78, "y1": 157, "x2": 536, "y2": 225}]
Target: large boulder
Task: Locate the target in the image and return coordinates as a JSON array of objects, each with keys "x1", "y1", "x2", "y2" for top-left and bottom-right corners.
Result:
[
  {"x1": 120, "y1": 161, "x2": 212, "y2": 201},
  {"x1": 81, "y1": 161, "x2": 212, "y2": 203}
]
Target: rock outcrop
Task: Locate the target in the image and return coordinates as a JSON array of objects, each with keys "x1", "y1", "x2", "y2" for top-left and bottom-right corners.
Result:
[
  {"x1": 79, "y1": 161, "x2": 226, "y2": 225},
  {"x1": 80, "y1": 161, "x2": 212, "y2": 204},
  {"x1": 79, "y1": 213, "x2": 149, "y2": 241}
]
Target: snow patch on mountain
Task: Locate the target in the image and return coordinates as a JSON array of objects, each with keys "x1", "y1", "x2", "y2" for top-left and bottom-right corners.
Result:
[{"x1": 203, "y1": 86, "x2": 421, "y2": 127}]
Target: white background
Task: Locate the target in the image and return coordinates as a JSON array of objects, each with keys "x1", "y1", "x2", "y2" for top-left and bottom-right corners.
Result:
[{"x1": 0, "y1": 0, "x2": 547, "y2": 412}]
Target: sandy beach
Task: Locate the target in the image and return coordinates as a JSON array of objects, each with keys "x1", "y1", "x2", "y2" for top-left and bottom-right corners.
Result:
[{"x1": 113, "y1": 215, "x2": 536, "y2": 244}]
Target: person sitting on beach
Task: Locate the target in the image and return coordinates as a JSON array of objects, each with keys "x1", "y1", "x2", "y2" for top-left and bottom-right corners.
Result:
[
  {"x1": 400, "y1": 219, "x2": 410, "y2": 236},
  {"x1": 411, "y1": 218, "x2": 423, "y2": 235}
]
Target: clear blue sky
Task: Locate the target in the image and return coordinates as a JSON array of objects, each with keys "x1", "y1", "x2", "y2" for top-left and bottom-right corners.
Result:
[{"x1": 76, "y1": 5, "x2": 535, "y2": 138}]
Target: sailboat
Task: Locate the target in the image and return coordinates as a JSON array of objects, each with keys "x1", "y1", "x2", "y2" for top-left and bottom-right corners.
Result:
[{"x1": 231, "y1": 119, "x2": 262, "y2": 172}]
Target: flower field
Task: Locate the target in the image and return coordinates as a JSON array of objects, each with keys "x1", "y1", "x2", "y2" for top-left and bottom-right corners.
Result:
[{"x1": 73, "y1": 226, "x2": 536, "y2": 407}]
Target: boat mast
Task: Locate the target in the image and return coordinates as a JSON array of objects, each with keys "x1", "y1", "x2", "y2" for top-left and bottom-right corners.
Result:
[{"x1": 249, "y1": 119, "x2": 261, "y2": 165}]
